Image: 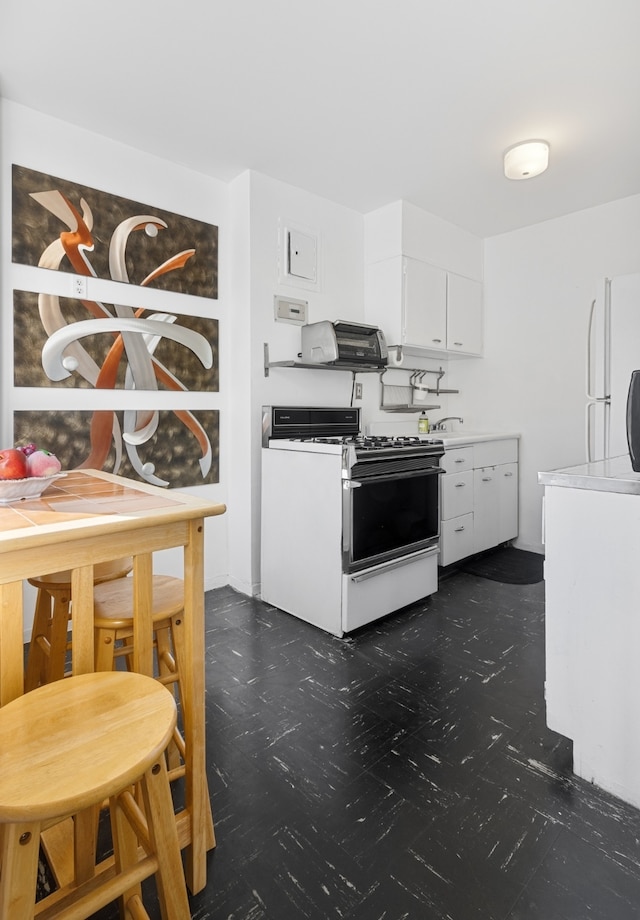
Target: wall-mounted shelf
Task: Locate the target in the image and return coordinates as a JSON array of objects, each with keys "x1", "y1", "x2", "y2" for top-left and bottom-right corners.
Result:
[
  {"x1": 263, "y1": 343, "x2": 460, "y2": 414},
  {"x1": 264, "y1": 343, "x2": 381, "y2": 377}
]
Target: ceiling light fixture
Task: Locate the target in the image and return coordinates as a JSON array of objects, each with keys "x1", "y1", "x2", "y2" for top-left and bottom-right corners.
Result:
[{"x1": 503, "y1": 140, "x2": 550, "y2": 180}]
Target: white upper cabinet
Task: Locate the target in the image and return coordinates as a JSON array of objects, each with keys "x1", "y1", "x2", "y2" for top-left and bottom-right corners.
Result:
[
  {"x1": 404, "y1": 258, "x2": 447, "y2": 351},
  {"x1": 446, "y1": 272, "x2": 483, "y2": 356},
  {"x1": 365, "y1": 256, "x2": 483, "y2": 357}
]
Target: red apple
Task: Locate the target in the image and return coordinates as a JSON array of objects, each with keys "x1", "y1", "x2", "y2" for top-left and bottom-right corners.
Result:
[
  {"x1": 0, "y1": 448, "x2": 28, "y2": 480},
  {"x1": 26, "y1": 449, "x2": 62, "y2": 478}
]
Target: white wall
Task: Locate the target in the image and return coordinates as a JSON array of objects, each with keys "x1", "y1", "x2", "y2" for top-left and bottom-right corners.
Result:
[
  {"x1": 451, "y1": 194, "x2": 640, "y2": 552},
  {"x1": 1, "y1": 99, "x2": 230, "y2": 599},
  {"x1": 226, "y1": 171, "x2": 366, "y2": 595}
]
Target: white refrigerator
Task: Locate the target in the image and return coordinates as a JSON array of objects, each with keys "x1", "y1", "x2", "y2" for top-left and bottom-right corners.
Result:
[{"x1": 586, "y1": 273, "x2": 640, "y2": 462}]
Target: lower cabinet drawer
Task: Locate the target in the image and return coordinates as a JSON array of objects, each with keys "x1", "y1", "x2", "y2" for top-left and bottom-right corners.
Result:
[
  {"x1": 441, "y1": 471, "x2": 473, "y2": 519},
  {"x1": 440, "y1": 513, "x2": 474, "y2": 566}
]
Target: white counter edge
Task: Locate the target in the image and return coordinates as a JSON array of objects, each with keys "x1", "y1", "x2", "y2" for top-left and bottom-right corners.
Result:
[
  {"x1": 438, "y1": 431, "x2": 520, "y2": 448},
  {"x1": 538, "y1": 454, "x2": 640, "y2": 495}
]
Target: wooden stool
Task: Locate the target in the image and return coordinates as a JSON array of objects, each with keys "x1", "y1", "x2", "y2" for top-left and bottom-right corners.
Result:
[
  {"x1": 93, "y1": 575, "x2": 187, "y2": 780},
  {"x1": 0, "y1": 671, "x2": 190, "y2": 920},
  {"x1": 92, "y1": 575, "x2": 215, "y2": 850},
  {"x1": 25, "y1": 557, "x2": 133, "y2": 692}
]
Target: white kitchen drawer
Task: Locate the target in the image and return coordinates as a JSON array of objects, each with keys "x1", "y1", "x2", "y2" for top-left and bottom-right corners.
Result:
[
  {"x1": 441, "y1": 447, "x2": 474, "y2": 474},
  {"x1": 473, "y1": 438, "x2": 518, "y2": 468},
  {"x1": 440, "y1": 513, "x2": 474, "y2": 566},
  {"x1": 342, "y1": 549, "x2": 438, "y2": 633},
  {"x1": 441, "y1": 471, "x2": 473, "y2": 519}
]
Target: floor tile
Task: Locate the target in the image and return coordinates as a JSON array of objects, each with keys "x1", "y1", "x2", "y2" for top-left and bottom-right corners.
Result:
[
  {"x1": 507, "y1": 829, "x2": 640, "y2": 920},
  {"x1": 388, "y1": 774, "x2": 561, "y2": 920}
]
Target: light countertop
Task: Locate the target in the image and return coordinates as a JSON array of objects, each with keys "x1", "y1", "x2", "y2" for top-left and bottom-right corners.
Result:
[
  {"x1": 538, "y1": 454, "x2": 640, "y2": 495},
  {"x1": 367, "y1": 419, "x2": 520, "y2": 446},
  {"x1": 437, "y1": 431, "x2": 520, "y2": 448}
]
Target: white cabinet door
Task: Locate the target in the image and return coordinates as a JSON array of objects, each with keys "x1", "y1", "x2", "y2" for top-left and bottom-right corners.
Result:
[
  {"x1": 473, "y1": 467, "x2": 499, "y2": 554},
  {"x1": 440, "y1": 513, "x2": 474, "y2": 566},
  {"x1": 447, "y1": 272, "x2": 483, "y2": 356},
  {"x1": 498, "y1": 462, "x2": 518, "y2": 543},
  {"x1": 403, "y1": 258, "x2": 447, "y2": 351}
]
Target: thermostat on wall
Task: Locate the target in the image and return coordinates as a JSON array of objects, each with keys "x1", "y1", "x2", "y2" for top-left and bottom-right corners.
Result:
[{"x1": 274, "y1": 295, "x2": 308, "y2": 325}]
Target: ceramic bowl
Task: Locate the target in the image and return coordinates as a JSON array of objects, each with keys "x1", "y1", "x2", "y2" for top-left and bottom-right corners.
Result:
[{"x1": 0, "y1": 472, "x2": 67, "y2": 504}]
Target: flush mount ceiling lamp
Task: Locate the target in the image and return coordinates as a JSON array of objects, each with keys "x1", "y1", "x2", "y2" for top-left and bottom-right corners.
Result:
[{"x1": 503, "y1": 140, "x2": 550, "y2": 180}]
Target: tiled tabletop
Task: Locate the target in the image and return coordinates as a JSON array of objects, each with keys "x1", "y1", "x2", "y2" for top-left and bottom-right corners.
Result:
[{"x1": 0, "y1": 471, "x2": 181, "y2": 533}]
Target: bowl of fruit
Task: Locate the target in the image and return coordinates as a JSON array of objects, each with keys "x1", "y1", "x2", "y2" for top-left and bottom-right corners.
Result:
[{"x1": 0, "y1": 444, "x2": 65, "y2": 504}]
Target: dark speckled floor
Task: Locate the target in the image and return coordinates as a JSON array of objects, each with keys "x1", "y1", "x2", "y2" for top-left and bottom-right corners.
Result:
[{"x1": 94, "y1": 572, "x2": 640, "y2": 919}]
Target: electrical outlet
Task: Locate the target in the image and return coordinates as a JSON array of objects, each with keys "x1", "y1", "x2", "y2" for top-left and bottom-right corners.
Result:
[
  {"x1": 72, "y1": 275, "x2": 87, "y2": 298},
  {"x1": 355, "y1": 383, "x2": 363, "y2": 400}
]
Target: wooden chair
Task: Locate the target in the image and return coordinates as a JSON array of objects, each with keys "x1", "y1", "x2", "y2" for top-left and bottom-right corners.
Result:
[
  {"x1": 0, "y1": 671, "x2": 191, "y2": 920},
  {"x1": 25, "y1": 557, "x2": 133, "y2": 692}
]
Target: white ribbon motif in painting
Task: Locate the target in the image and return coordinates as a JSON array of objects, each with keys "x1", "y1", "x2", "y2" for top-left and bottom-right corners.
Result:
[{"x1": 29, "y1": 188, "x2": 215, "y2": 484}]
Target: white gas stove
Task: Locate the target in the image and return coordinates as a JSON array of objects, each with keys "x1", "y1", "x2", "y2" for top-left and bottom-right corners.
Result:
[{"x1": 260, "y1": 406, "x2": 444, "y2": 637}]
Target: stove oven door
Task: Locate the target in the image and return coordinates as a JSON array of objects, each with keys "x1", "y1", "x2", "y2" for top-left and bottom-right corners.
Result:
[{"x1": 343, "y1": 466, "x2": 442, "y2": 573}]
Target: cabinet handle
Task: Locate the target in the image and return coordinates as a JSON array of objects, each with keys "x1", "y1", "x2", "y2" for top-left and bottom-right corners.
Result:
[
  {"x1": 454, "y1": 526, "x2": 465, "y2": 532},
  {"x1": 504, "y1": 471, "x2": 513, "y2": 477},
  {"x1": 432, "y1": 338, "x2": 442, "y2": 343},
  {"x1": 454, "y1": 482, "x2": 466, "y2": 488},
  {"x1": 454, "y1": 342, "x2": 463, "y2": 346},
  {"x1": 454, "y1": 458, "x2": 465, "y2": 464},
  {"x1": 482, "y1": 476, "x2": 492, "y2": 482}
]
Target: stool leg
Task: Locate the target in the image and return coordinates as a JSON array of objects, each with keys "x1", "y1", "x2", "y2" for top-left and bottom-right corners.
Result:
[
  {"x1": 95, "y1": 627, "x2": 117, "y2": 673},
  {"x1": 73, "y1": 805, "x2": 99, "y2": 885},
  {"x1": 25, "y1": 589, "x2": 54, "y2": 692},
  {"x1": 0, "y1": 821, "x2": 41, "y2": 920},
  {"x1": 48, "y1": 594, "x2": 72, "y2": 683},
  {"x1": 141, "y1": 759, "x2": 191, "y2": 920},
  {"x1": 109, "y1": 790, "x2": 144, "y2": 916},
  {"x1": 156, "y1": 623, "x2": 181, "y2": 773}
]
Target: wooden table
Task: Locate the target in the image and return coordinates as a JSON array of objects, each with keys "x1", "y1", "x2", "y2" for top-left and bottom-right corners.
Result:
[{"x1": 0, "y1": 469, "x2": 226, "y2": 894}]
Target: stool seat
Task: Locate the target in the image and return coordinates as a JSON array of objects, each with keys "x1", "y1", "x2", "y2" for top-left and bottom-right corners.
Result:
[
  {"x1": 93, "y1": 574, "x2": 184, "y2": 629},
  {"x1": 0, "y1": 672, "x2": 175, "y2": 823},
  {"x1": 28, "y1": 558, "x2": 133, "y2": 592}
]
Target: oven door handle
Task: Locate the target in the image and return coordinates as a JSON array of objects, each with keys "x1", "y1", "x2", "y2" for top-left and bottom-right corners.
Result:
[
  {"x1": 349, "y1": 547, "x2": 439, "y2": 582},
  {"x1": 350, "y1": 466, "x2": 444, "y2": 485}
]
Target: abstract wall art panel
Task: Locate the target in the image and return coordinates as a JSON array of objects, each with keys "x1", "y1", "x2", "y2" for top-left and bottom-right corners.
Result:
[
  {"x1": 12, "y1": 164, "x2": 218, "y2": 299},
  {"x1": 13, "y1": 290, "x2": 219, "y2": 392},
  {"x1": 14, "y1": 409, "x2": 220, "y2": 489}
]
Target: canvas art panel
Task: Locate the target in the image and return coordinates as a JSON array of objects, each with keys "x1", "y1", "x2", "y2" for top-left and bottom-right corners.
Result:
[
  {"x1": 14, "y1": 409, "x2": 220, "y2": 489},
  {"x1": 12, "y1": 164, "x2": 218, "y2": 299},
  {"x1": 13, "y1": 290, "x2": 219, "y2": 392}
]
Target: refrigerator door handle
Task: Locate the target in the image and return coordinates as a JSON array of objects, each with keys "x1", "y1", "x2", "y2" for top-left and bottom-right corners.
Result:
[
  {"x1": 586, "y1": 299, "x2": 597, "y2": 401},
  {"x1": 585, "y1": 295, "x2": 611, "y2": 462},
  {"x1": 586, "y1": 400, "x2": 598, "y2": 463}
]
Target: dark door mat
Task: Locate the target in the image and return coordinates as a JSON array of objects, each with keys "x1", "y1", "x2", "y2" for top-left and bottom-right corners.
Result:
[{"x1": 459, "y1": 547, "x2": 544, "y2": 584}]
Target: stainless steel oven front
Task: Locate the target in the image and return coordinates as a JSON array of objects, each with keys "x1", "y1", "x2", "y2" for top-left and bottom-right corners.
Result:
[{"x1": 342, "y1": 448, "x2": 443, "y2": 573}]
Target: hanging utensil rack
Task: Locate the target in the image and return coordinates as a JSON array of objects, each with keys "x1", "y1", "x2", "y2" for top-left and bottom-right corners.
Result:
[{"x1": 379, "y1": 366, "x2": 459, "y2": 413}]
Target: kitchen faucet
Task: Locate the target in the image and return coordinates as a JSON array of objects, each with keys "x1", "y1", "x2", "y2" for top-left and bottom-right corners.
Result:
[{"x1": 432, "y1": 416, "x2": 464, "y2": 431}]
